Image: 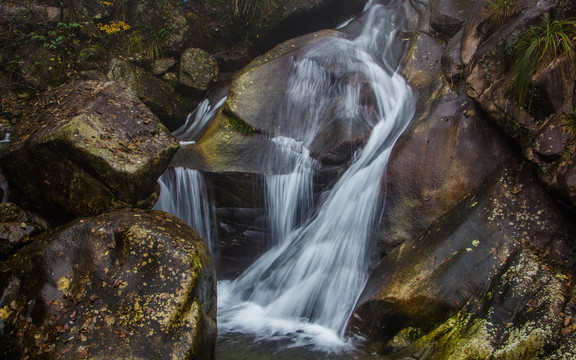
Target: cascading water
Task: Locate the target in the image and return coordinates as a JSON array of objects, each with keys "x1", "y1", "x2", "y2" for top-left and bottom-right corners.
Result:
[
  {"x1": 154, "y1": 167, "x2": 214, "y2": 249},
  {"x1": 172, "y1": 96, "x2": 227, "y2": 145},
  {"x1": 218, "y1": 0, "x2": 416, "y2": 354},
  {"x1": 153, "y1": 94, "x2": 226, "y2": 249}
]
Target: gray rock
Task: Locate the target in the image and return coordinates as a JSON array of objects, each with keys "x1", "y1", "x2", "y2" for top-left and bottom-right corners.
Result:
[
  {"x1": 179, "y1": 48, "x2": 218, "y2": 93},
  {"x1": 152, "y1": 58, "x2": 178, "y2": 76}
]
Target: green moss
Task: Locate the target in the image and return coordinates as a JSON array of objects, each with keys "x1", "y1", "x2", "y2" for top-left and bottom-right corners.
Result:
[
  {"x1": 228, "y1": 116, "x2": 257, "y2": 134},
  {"x1": 410, "y1": 314, "x2": 493, "y2": 360}
]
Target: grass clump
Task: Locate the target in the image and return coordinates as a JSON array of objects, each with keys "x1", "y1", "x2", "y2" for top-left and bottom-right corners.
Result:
[
  {"x1": 562, "y1": 109, "x2": 576, "y2": 138},
  {"x1": 486, "y1": 0, "x2": 517, "y2": 27},
  {"x1": 509, "y1": 19, "x2": 576, "y2": 106},
  {"x1": 231, "y1": 0, "x2": 276, "y2": 22}
]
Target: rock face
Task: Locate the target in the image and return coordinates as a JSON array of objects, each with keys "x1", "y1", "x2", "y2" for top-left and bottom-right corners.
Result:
[
  {"x1": 379, "y1": 84, "x2": 514, "y2": 253},
  {"x1": 352, "y1": 163, "x2": 576, "y2": 356},
  {"x1": 0, "y1": 80, "x2": 179, "y2": 220},
  {"x1": 460, "y1": 0, "x2": 576, "y2": 208},
  {"x1": 0, "y1": 209, "x2": 217, "y2": 360},
  {"x1": 107, "y1": 58, "x2": 189, "y2": 131}
]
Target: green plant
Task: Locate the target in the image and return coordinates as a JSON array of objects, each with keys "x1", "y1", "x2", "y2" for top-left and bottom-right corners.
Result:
[
  {"x1": 486, "y1": 0, "x2": 517, "y2": 27},
  {"x1": 562, "y1": 109, "x2": 576, "y2": 138},
  {"x1": 509, "y1": 19, "x2": 576, "y2": 106},
  {"x1": 231, "y1": 0, "x2": 275, "y2": 22}
]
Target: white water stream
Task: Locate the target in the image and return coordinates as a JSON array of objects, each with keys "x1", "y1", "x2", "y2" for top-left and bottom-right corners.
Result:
[
  {"x1": 156, "y1": 0, "x2": 415, "y2": 355},
  {"x1": 154, "y1": 167, "x2": 214, "y2": 249},
  {"x1": 218, "y1": 0, "x2": 415, "y2": 352}
]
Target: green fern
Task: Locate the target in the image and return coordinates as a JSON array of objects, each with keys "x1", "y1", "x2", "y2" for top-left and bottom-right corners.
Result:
[{"x1": 509, "y1": 19, "x2": 576, "y2": 106}]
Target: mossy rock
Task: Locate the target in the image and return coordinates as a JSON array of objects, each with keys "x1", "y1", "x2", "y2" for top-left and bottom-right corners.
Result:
[
  {"x1": 0, "y1": 209, "x2": 216, "y2": 360},
  {"x1": 352, "y1": 162, "x2": 576, "y2": 358},
  {"x1": 0, "y1": 80, "x2": 179, "y2": 220}
]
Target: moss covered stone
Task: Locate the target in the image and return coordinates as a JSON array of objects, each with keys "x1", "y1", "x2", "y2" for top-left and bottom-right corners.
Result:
[
  {"x1": 0, "y1": 80, "x2": 180, "y2": 220},
  {"x1": 0, "y1": 209, "x2": 216, "y2": 359}
]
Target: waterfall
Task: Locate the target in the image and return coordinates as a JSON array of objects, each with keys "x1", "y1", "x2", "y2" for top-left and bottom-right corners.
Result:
[
  {"x1": 218, "y1": 0, "x2": 416, "y2": 351},
  {"x1": 172, "y1": 96, "x2": 227, "y2": 145},
  {"x1": 154, "y1": 167, "x2": 214, "y2": 249},
  {"x1": 153, "y1": 91, "x2": 226, "y2": 248},
  {"x1": 265, "y1": 137, "x2": 317, "y2": 247}
]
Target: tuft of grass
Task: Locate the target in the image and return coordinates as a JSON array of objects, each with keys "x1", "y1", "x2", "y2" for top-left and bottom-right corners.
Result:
[
  {"x1": 509, "y1": 19, "x2": 576, "y2": 106},
  {"x1": 231, "y1": 0, "x2": 276, "y2": 21},
  {"x1": 486, "y1": 0, "x2": 517, "y2": 27},
  {"x1": 562, "y1": 109, "x2": 576, "y2": 138}
]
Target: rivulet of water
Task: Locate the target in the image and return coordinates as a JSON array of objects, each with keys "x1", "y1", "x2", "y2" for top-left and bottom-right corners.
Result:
[
  {"x1": 153, "y1": 92, "x2": 226, "y2": 248},
  {"x1": 218, "y1": 0, "x2": 416, "y2": 354},
  {"x1": 154, "y1": 167, "x2": 214, "y2": 250},
  {"x1": 173, "y1": 96, "x2": 227, "y2": 145}
]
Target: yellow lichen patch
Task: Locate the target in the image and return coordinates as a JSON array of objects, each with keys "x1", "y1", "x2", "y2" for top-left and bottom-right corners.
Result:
[
  {"x1": 56, "y1": 276, "x2": 71, "y2": 291},
  {"x1": 0, "y1": 305, "x2": 13, "y2": 320}
]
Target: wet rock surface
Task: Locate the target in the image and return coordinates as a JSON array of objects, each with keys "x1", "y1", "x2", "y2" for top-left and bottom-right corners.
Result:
[
  {"x1": 0, "y1": 80, "x2": 179, "y2": 220},
  {"x1": 0, "y1": 209, "x2": 216, "y2": 360}
]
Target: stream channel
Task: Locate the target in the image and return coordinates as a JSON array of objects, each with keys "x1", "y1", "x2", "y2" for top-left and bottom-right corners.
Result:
[{"x1": 155, "y1": 0, "x2": 417, "y2": 358}]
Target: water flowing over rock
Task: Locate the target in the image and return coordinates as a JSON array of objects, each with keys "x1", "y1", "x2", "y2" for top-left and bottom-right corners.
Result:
[
  {"x1": 0, "y1": 209, "x2": 217, "y2": 360},
  {"x1": 154, "y1": 167, "x2": 215, "y2": 249},
  {"x1": 0, "y1": 80, "x2": 179, "y2": 220},
  {"x1": 214, "y1": 0, "x2": 416, "y2": 350},
  {"x1": 150, "y1": 0, "x2": 576, "y2": 358}
]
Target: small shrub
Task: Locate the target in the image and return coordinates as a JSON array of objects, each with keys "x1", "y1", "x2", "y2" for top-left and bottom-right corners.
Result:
[
  {"x1": 509, "y1": 19, "x2": 576, "y2": 106},
  {"x1": 97, "y1": 20, "x2": 131, "y2": 35}
]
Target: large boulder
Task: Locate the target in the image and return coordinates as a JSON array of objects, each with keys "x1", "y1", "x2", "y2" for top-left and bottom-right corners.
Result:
[
  {"x1": 0, "y1": 80, "x2": 179, "y2": 220},
  {"x1": 380, "y1": 84, "x2": 514, "y2": 253},
  {"x1": 225, "y1": 28, "x2": 382, "y2": 159},
  {"x1": 173, "y1": 30, "x2": 354, "y2": 174},
  {"x1": 107, "y1": 58, "x2": 189, "y2": 130},
  {"x1": 0, "y1": 209, "x2": 216, "y2": 360},
  {"x1": 384, "y1": 4, "x2": 514, "y2": 253},
  {"x1": 352, "y1": 162, "x2": 576, "y2": 358}
]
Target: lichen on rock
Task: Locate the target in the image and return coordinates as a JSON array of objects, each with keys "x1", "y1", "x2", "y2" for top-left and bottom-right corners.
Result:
[
  {"x1": 0, "y1": 80, "x2": 180, "y2": 220},
  {"x1": 0, "y1": 209, "x2": 216, "y2": 360}
]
